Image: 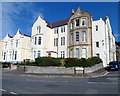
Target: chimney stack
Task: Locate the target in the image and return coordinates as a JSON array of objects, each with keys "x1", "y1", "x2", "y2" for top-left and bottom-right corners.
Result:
[
  {"x1": 72, "y1": 9, "x2": 75, "y2": 15},
  {"x1": 106, "y1": 14, "x2": 109, "y2": 18}
]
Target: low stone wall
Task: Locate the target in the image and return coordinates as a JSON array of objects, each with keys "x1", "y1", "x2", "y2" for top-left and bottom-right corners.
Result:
[
  {"x1": 25, "y1": 66, "x2": 74, "y2": 74},
  {"x1": 84, "y1": 63, "x2": 103, "y2": 73},
  {"x1": 24, "y1": 63, "x2": 103, "y2": 74}
]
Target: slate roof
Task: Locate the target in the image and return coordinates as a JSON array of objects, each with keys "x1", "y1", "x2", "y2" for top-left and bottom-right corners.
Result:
[
  {"x1": 47, "y1": 18, "x2": 70, "y2": 28},
  {"x1": 19, "y1": 32, "x2": 31, "y2": 37},
  {"x1": 8, "y1": 34, "x2": 13, "y2": 38}
]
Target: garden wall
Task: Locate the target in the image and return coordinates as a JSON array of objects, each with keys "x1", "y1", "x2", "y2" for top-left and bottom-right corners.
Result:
[{"x1": 24, "y1": 63, "x2": 103, "y2": 74}]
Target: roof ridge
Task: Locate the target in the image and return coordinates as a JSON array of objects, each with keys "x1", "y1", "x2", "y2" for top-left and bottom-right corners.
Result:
[
  {"x1": 19, "y1": 32, "x2": 31, "y2": 37},
  {"x1": 51, "y1": 18, "x2": 70, "y2": 24}
]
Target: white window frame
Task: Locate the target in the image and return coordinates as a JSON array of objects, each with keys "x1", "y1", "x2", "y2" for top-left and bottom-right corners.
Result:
[
  {"x1": 82, "y1": 31, "x2": 86, "y2": 42},
  {"x1": 82, "y1": 48, "x2": 87, "y2": 58},
  {"x1": 76, "y1": 32, "x2": 79, "y2": 42}
]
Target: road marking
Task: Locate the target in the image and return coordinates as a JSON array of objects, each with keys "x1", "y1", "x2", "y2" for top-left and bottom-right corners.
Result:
[
  {"x1": 101, "y1": 72, "x2": 110, "y2": 76},
  {"x1": 10, "y1": 91, "x2": 17, "y2": 95},
  {"x1": 88, "y1": 82, "x2": 118, "y2": 84},
  {"x1": 0, "y1": 89, "x2": 6, "y2": 92},
  {"x1": 26, "y1": 79, "x2": 69, "y2": 83}
]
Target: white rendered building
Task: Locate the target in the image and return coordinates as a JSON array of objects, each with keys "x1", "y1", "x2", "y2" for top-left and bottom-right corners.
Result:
[
  {"x1": 1, "y1": 29, "x2": 31, "y2": 63},
  {"x1": 0, "y1": 40, "x2": 3, "y2": 62},
  {"x1": 92, "y1": 15, "x2": 116, "y2": 67},
  {"x1": 31, "y1": 16, "x2": 68, "y2": 61},
  {"x1": 0, "y1": 7, "x2": 116, "y2": 67}
]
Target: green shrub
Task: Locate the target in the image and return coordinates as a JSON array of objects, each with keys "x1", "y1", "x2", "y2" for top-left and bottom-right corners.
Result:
[
  {"x1": 2, "y1": 62, "x2": 11, "y2": 68},
  {"x1": 87, "y1": 56, "x2": 102, "y2": 66},
  {"x1": 64, "y1": 57, "x2": 102, "y2": 68},
  {"x1": 20, "y1": 61, "x2": 35, "y2": 66},
  {"x1": 64, "y1": 58, "x2": 80, "y2": 67},
  {"x1": 35, "y1": 57, "x2": 61, "y2": 66}
]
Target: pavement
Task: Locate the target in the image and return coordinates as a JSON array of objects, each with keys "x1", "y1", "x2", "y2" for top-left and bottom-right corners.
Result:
[{"x1": 1, "y1": 68, "x2": 119, "y2": 95}]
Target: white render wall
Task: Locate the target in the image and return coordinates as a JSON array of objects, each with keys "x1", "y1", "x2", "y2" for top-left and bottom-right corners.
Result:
[
  {"x1": 31, "y1": 16, "x2": 54, "y2": 60},
  {"x1": 51, "y1": 25, "x2": 68, "y2": 58},
  {"x1": 1, "y1": 30, "x2": 31, "y2": 63},
  {"x1": 92, "y1": 18, "x2": 107, "y2": 67},
  {"x1": 92, "y1": 16, "x2": 116, "y2": 67},
  {"x1": 31, "y1": 16, "x2": 68, "y2": 60},
  {"x1": 0, "y1": 40, "x2": 3, "y2": 62}
]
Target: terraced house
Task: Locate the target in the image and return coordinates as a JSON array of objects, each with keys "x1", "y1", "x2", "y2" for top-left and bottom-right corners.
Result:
[{"x1": 0, "y1": 7, "x2": 116, "y2": 67}]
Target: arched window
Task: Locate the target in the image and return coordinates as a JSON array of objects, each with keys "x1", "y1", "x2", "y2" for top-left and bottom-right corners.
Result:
[{"x1": 38, "y1": 37, "x2": 41, "y2": 45}]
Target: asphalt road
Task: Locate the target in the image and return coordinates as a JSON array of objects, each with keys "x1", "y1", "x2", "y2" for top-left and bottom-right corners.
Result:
[{"x1": 1, "y1": 69, "x2": 119, "y2": 95}]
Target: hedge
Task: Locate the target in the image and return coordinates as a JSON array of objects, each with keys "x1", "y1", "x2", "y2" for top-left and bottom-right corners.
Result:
[
  {"x1": 2, "y1": 62, "x2": 11, "y2": 68},
  {"x1": 64, "y1": 57, "x2": 102, "y2": 67},
  {"x1": 35, "y1": 57, "x2": 61, "y2": 66},
  {"x1": 20, "y1": 56, "x2": 102, "y2": 67}
]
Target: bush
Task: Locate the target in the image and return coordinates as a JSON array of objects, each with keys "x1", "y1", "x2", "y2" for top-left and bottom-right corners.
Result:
[
  {"x1": 64, "y1": 58, "x2": 80, "y2": 67},
  {"x1": 87, "y1": 56, "x2": 102, "y2": 67},
  {"x1": 20, "y1": 61, "x2": 35, "y2": 66},
  {"x1": 2, "y1": 62, "x2": 11, "y2": 68},
  {"x1": 64, "y1": 57, "x2": 102, "y2": 68},
  {"x1": 35, "y1": 57, "x2": 61, "y2": 66}
]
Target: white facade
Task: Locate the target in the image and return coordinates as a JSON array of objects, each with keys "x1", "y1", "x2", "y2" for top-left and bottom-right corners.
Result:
[
  {"x1": 0, "y1": 40, "x2": 3, "y2": 62},
  {"x1": 92, "y1": 15, "x2": 116, "y2": 67},
  {"x1": 31, "y1": 16, "x2": 68, "y2": 60},
  {"x1": 1, "y1": 29, "x2": 31, "y2": 63},
  {"x1": 0, "y1": 8, "x2": 116, "y2": 67}
]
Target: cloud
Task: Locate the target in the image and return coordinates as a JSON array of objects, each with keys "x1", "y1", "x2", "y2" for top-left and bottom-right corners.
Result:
[
  {"x1": 1, "y1": 2, "x2": 44, "y2": 40},
  {"x1": 114, "y1": 34, "x2": 120, "y2": 37}
]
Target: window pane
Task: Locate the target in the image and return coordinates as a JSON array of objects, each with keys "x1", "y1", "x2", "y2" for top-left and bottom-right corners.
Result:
[
  {"x1": 56, "y1": 38, "x2": 58, "y2": 46},
  {"x1": 82, "y1": 19, "x2": 86, "y2": 26},
  {"x1": 96, "y1": 25, "x2": 98, "y2": 31},
  {"x1": 82, "y1": 31, "x2": 86, "y2": 42},
  {"x1": 15, "y1": 51, "x2": 17, "y2": 60},
  {"x1": 82, "y1": 48, "x2": 87, "y2": 58},
  {"x1": 76, "y1": 32, "x2": 79, "y2": 41},
  {"x1": 76, "y1": 48, "x2": 80, "y2": 58},
  {"x1": 76, "y1": 19, "x2": 79, "y2": 26},
  {"x1": 34, "y1": 37, "x2": 37, "y2": 45},
  {"x1": 96, "y1": 42, "x2": 99, "y2": 47},
  {"x1": 38, "y1": 50, "x2": 41, "y2": 57},
  {"x1": 34, "y1": 51, "x2": 36, "y2": 58},
  {"x1": 38, "y1": 37, "x2": 41, "y2": 45},
  {"x1": 63, "y1": 51, "x2": 65, "y2": 58}
]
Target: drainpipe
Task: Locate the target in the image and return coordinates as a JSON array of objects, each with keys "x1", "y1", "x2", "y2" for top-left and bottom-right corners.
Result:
[{"x1": 57, "y1": 28, "x2": 59, "y2": 58}]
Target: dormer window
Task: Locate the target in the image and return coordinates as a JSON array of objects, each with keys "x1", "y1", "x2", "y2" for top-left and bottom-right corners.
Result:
[
  {"x1": 76, "y1": 19, "x2": 79, "y2": 27},
  {"x1": 37, "y1": 26, "x2": 41, "y2": 33},
  {"x1": 82, "y1": 19, "x2": 86, "y2": 26}
]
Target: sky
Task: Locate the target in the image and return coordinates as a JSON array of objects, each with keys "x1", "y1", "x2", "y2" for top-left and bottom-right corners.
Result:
[{"x1": 1, "y1": 2, "x2": 119, "y2": 41}]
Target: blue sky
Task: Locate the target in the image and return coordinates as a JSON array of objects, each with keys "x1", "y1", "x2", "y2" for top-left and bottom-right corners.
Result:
[{"x1": 2, "y1": 2, "x2": 119, "y2": 41}]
